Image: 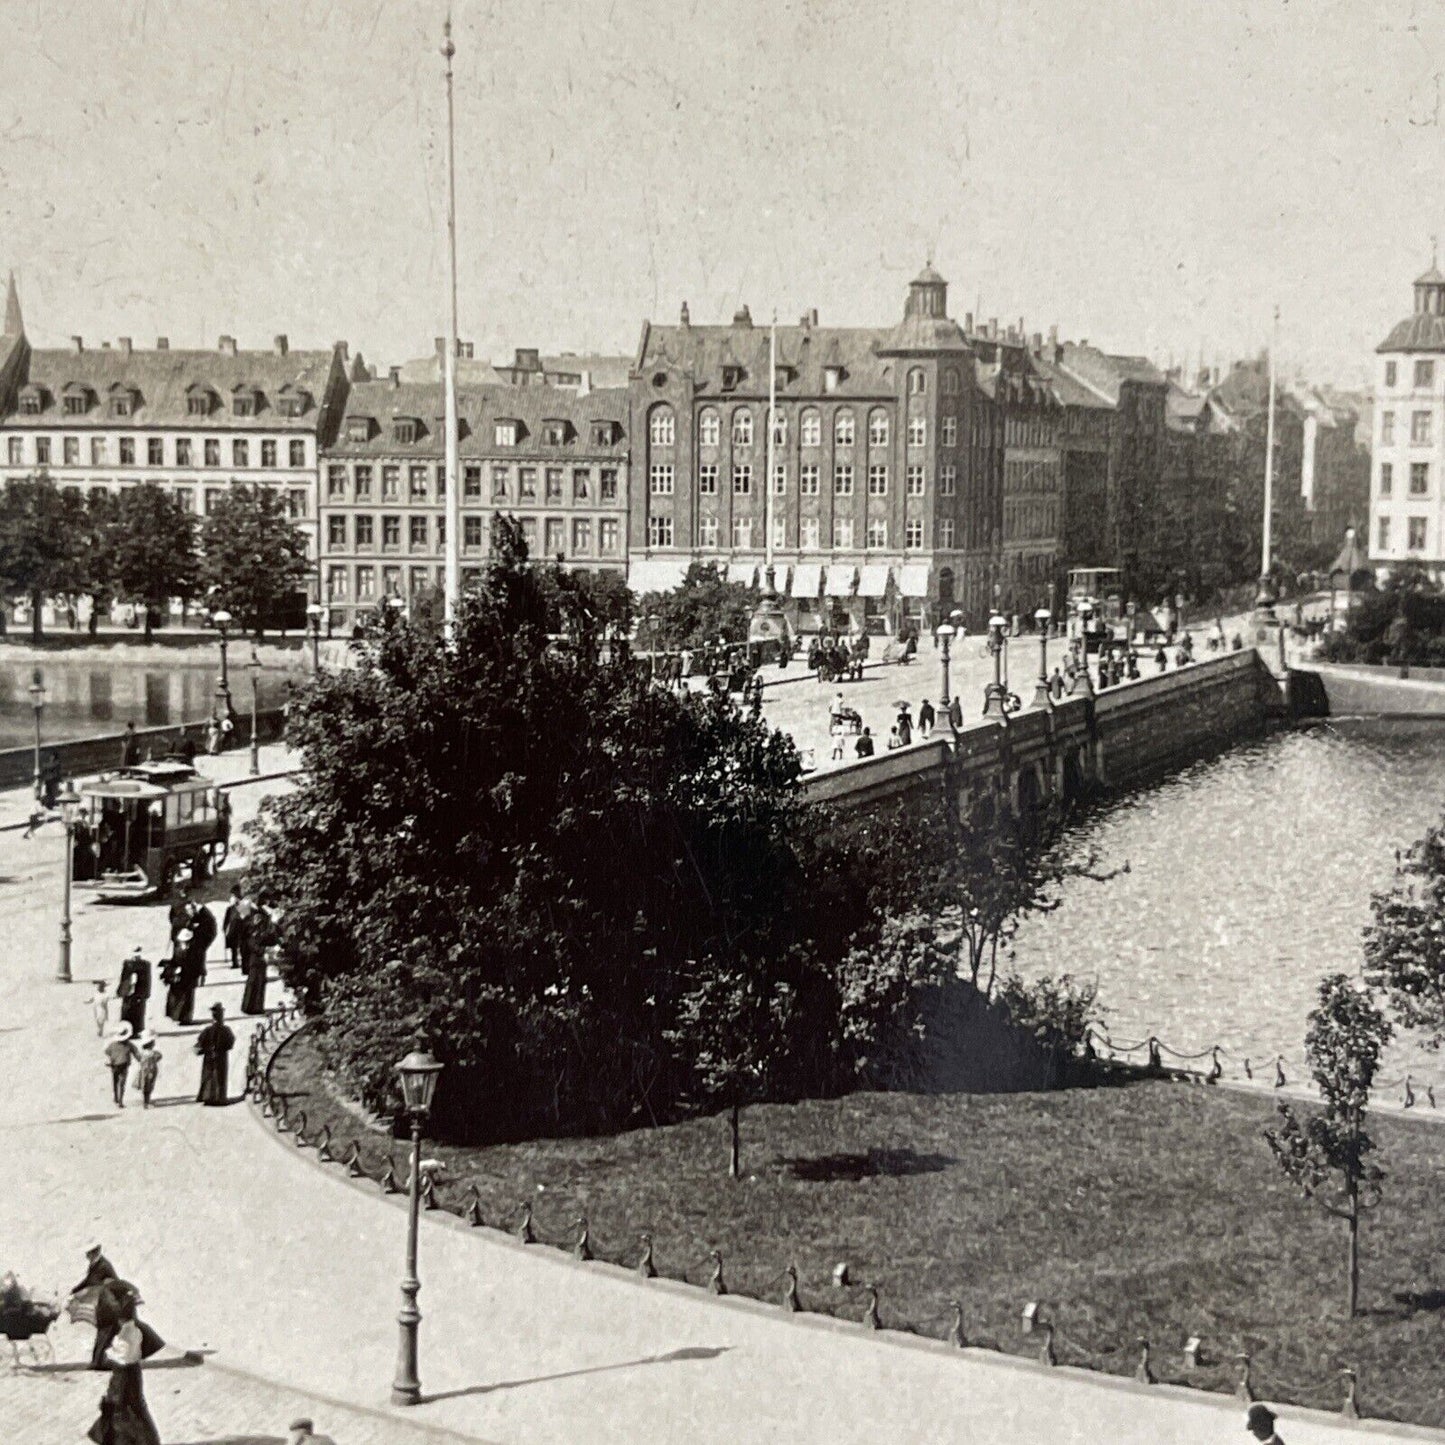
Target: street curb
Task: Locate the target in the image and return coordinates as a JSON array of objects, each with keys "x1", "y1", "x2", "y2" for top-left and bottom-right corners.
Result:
[{"x1": 246, "y1": 1036, "x2": 1445, "y2": 1439}]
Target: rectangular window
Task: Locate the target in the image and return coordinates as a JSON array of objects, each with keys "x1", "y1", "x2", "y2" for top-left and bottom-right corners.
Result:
[
  {"x1": 1409, "y1": 516, "x2": 1427, "y2": 551},
  {"x1": 1416, "y1": 360, "x2": 1435, "y2": 388},
  {"x1": 907, "y1": 415, "x2": 926, "y2": 447},
  {"x1": 327, "y1": 565, "x2": 348, "y2": 601},
  {"x1": 327, "y1": 465, "x2": 347, "y2": 500},
  {"x1": 800, "y1": 463, "x2": 820, "y2": 495},
  {"x1": 205, "y1": 488, "x2": 224, "y2": 515},
  {"x1": 290, "y1": 440, "x2": 306, "y2": 468},
  {"x1": 543, "y1": 517, "x2": 564, "y2": 555},
  {"x1": 773, "y1": 463, "x2": 786, "y2": 495},
  {"x1": 1382, "y1": 411, "x2": 1395, "y2": 446},
  {"x1": 115, "y1": 438, "x2": 130, "y2": 466},
  {"x1": 63, "y1": 436, "x2": 79, "y2": 465},
  {"x1": 868, "y1": 412, "x2": 889, "y2": 447},
  {"x1": 464, "y1": 464, "x2": 483, "y2": 499},
  {"x1": 600, "y1": 468, "x2": 618, "y2": 502},
  {"x1": 204, "y1": 439, "x2": 220, "y2": 467},
  {"x1": 409, "y1": 516, "x2": 428, "y2": 550},
  {"x1": 941, "y1": 415, "x2": 957, "y2": 447},
  {"x1": 573, "y1": 468, "x2": 591, "y2": 501},
  {"x1": 940, "y1": 518, "x2": 955, "y2": 548},
  {"x1": 490, "y1": 465, "x2": 508, "y2": 500},
  {"x1": 832, "y1": 516, "x2": 854, "y2": 549},
  {"x1": 1378, "y1": 516, "x2": 1390, "y2": 550},
  {"x1": 379, "y1": 465, "x2": 398, "y2": 500},
  {"x1": 771, "y1": 515, "x2": 786, "y2": 549},
  {"x1": 905, "y1": 519, "x2": 924, "y2": 550},
  {"x1": 86, "y1": 437, "x2": 104, "y2": 465},
  {"x1": 495, "y1": 421, "x2": 518, "y2": 447},
  {"x1": 1413, "y1": 411, "x2": 1433, "y2": 445},
  {"x1": 356, "y1": 566, "x2": 375, "y2": 601},
  {"x1": 866, "y1": 518, "x2": 887, "y2": 548},
  {"x1": 464, "y1": 516, "x2": 484, "y2": 550},
  {"x1": 288, "y1": 489, "x2": 308, "y2": 518},
  {"x1": 1385, "y1": 361, "x2": 1398, "y2": 388},
  {"x1": 355, "y1": 465, "x2": 374, "y2": 500},
  {"x1": 435, "y1": 465, "x2": 447, "y2": 500},
  {"x1": 519, "y1": 518, "x2": 538, "y2": 549},
  {"x1": 354, "y1": 515, "x2": 374, "y2": 547},
  {"x1": 410, "y1": 465, "x2": 428, "y2": 500},
  {"x1": 147, "y1": 438, "x2": 163, "y2": 466},
  {"x1": 1411, "y1": 461, "x2": 1430, "y2": 494},
  {"x1": 261, "y1": 440, "x2": 277, "y2": 468},
  {"x1": 834, "y1": 464, "x2": 854, "y2": 496},
  {"x1": 327, "y1": 516, "x2": 347, "y2": 550},
  {"x1": 6, "y1": 438, "x2": 19, "y2": 465},
  {"x1": 383, "y1": 565, "x2": 402, "y2": 597},
  {"x1": 940, "y1": 464, "x2": 957, "y2": 496},
  {"x1": 174, "y1": 488, "x2": 194, "y2": 512},
  {"x1": 572, "y1": 518, "x2": 592, "y2": 554},
  {"x1": 868, "y1": 464, "x2": 888, "y2": 496},
  {"x1": 801, "y1": 517, "x2": 820, "y2": 550},
  {"x1": 232, "y1": 440, "x2": 249, "y2": 468},
  {"x1": 599, "y1": 518, "x2": 619, "y2": 555},
  {"x1": 732, "y1": 464, "x2": 752, "y2": 495},
  {"x1": 1380, "y1": 462, "x2": 1393, "y2": 495},
  {"x1": 731, "y1": 517, "x2": 753, "y2": 549},
  {"x1": 649, "y1": 464, "x2": 674, "y2": 495},
  {"x1": 382, "y1": 515, "x2": 401, "y2": 550},
  {"x1": 519, "y1": 467, "x2": 538, "y2": 499},
  {"x1": 698, "y1": 463, "x2": 718, "y2": 495},
  {"x1": 647, "y1": 515, "x2": 674, "y2": 547},
  {"x1": 175, "y1": 439, "x2": 191, "y2": 467},
  {"x1": 801, "y1": 412, "x2": 822, "y2": 447},
  {"x1": 545, "y1": 467, "x2": 564, "y2": 502}
]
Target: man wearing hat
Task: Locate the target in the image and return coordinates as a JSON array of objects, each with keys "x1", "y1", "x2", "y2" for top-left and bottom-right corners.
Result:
[
  {"x1": 104, "y1": 1023, "x2": 140, "y2": 1108},
  {"x1": 1246, "y1": 1402, "x2": 1284, "y2": 1443},
  {"x1": 288, "y1": 1419, "x2": 337, "y2": 1445},
  {"x1": 195, "y1": 1002, "x2": 235, "y2": 1106},
  {"x1": 116, "y1": 946, "x2": 151, "y2": 1034},
  {"x1": 69, "y1": 1242, "x2": 127, "y2": 1370}
]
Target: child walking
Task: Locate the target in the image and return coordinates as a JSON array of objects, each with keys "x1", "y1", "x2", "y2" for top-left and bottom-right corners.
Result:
[
  {"x1": 135, "y1": 1032, "x2": 161, "y2": 1108},
  {"x1": 104, "y1": 1023, "x2": 140, "y2": 1109},
  {"x1": 89, "y1": 980, "x2": 110, "y2": 1038}
]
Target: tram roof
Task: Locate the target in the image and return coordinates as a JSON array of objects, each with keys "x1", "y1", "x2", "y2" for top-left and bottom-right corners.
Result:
[{"x1": 83, "y1": 762, "x2": 216, "y2": 799}]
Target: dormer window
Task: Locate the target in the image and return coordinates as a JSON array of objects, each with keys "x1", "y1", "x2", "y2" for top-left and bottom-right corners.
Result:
[
  {"x1": 277, "y1": 388, "x2": 310, "y2": 419},
  {"x1": 722, "y1": 365, "x2": 742, "y2": 391},
  {"x1": 345, "y1": 416, "x2": 372, "y2": 443},
  {"x1": 590, "y1": 420, "x2": 619, "y2": 446},
  {"x1": 232, "y1": 388, "x2": 258, "y2": 418},
  {"x1": 185, "y1": 384, "x2": 214, "y2": 418},
  {"x1": 495, "y1": 419, "x2": 520, "y2": 447},
  {"x1": 18, "y1": 389, "x2": 42, "y2": 416},
  {"x1": 823, "y1": 366, "x2": 843, "y2": 393},
  {"x1": 109, "y1": 387, "x2": 136, "y2": 418},
  {"x1": 542, "y1": 418, "x2": 569, "y2": 446},
  {"x1": 392, "y1": 417, "x2": 421, "y2": 445},
  {"x1": 63, "y1": 388, "x2": 91, "y2": 416}
]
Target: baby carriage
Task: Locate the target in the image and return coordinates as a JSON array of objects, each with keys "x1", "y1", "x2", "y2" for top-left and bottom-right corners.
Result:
[{"x1": 1, "y1": 1276, "x2": 61, "y2": 1367}]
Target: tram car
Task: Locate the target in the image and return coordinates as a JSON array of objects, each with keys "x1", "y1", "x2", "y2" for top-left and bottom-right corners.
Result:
[{"x1": 71, "y1": 760, "x2": 231, "y2": 897}]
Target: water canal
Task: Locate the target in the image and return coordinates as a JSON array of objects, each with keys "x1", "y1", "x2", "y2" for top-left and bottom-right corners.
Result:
[{"x1": 1010, "y1": 719, "x2": 1445, "y2": 1091}]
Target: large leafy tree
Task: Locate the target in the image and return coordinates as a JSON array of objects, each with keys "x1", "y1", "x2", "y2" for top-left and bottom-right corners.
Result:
[
  {"x1": 639, "y1": 561, "x2": 756, "y2": 651},
  {"x1": 71, "y1": 489, "x2": 120, "y2": 637},
  {"x1": 0, "y1": 475, "x2": 81, "y2": 641},
  {"x1": 112, "y1": 482, "x2": 199, "y2": 640},
  {"x1": 1265, "y1": 974, "x2": 1391, "y2": 1318},
  {"x1": 200, "y1": 483, "x2": 310, "y2": 636},
  {"x1": 1364, "y1": 807, "x2": 1445, "y2": 1042}
]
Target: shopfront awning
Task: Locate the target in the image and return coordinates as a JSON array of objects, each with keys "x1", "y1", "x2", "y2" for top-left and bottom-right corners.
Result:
[
  {"x1": 726, "y1": 560, "x2": 759, "y2": 587},
  {"x1": 824, "y1": 565, "x2": 857, "y2": 598},
  {"x1": 791, "y1": 563, "x2": 822, "y2": 599},
  {"x1": 897, "y1": 562, "x2": 932, "y2": 598},
  {"x1": 858, "y1": 564, "x2": 892, "y2": 598},
  {"x1": 627, "y1": 558, "x2": 690, "y2": 594}
]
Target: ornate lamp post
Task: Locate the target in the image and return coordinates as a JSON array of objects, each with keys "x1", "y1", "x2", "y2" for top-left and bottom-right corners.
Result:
[
  {"x1": 247, "y1": 647, "x2": 262, "y2": 777},
  {"x1": 27, "y1": 673, "x2": 45, "y2": 795},
  {"x1": 983, "y1": 613, "x2": 1011, "y2": 719},
  {"x1": 211, "y1": 609, "x2": 233, "y2": 715},
  {"x1": 1032, "y1": 605, "x2": 1054, "y2": 709},
  {"x1": 934, "y1": 608, "x2": 964, "y2": 726},
  {"x1": 305, "y1": 603, "x2": 323, "y2": 674},
  {"x1": 392, "y1": 1045, "x2": 444, "y2": 1407},
  {"x1": 646, "y1": 614, "x2": 659, "y2": 680},
  {"x1": 57, "y1": 785, "x2": 80, "y2": 984}
]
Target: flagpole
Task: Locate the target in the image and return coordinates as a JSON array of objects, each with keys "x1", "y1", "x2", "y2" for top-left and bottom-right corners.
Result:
[
  {"x1": 1262, "y1": 304, "x2": 1277, "y2": 582},
  {"x1": 765, "y1": 313, "x2": 777, "y2": 590},
  {"x1": 441, "y1": 15, "x2": 461, "y2": 638}
]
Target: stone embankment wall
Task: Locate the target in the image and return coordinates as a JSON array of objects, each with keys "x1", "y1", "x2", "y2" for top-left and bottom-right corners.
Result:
[
  {"x1": 803, "y1": 649, "x2": 1281, "y2": 821},
  {"x1": 1295, "y1": 662, "x2": 1445, "y2": 719}
]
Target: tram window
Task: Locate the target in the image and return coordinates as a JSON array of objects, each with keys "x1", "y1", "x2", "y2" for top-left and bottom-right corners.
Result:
[
  {"x1": 193, "y1": 792, "x2": 209, "y2": 822},
  {"x1": 164, "y1": 797, "x2": 179, "y2": 826},
  {"x1": 175, "y1": 793, "x2": 194, "y2": 825}
]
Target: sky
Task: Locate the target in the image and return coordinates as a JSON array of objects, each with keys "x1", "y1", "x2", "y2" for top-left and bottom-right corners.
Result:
[{"x1": 1, "y1": 0, "x2": 1443, "y2": 387}]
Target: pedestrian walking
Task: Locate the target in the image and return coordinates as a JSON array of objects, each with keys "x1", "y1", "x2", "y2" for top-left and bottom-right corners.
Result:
[
  {"x1": 103, "y1": 1026, "x2": 140, "y2": 1109},
  {"x1": 1049, "y1": 666, "x2": 1065, "y2": 700},
  {"x1": 896, "y1": 704, "x2": 912, "y2": 746},
  {"x1": 68, "y1": 1242, "x2": 119, "y2": 1370},
  {"x1": 89, "y1": 980, "x2": 110, "y2": 1038},
  {"x1": 195, "y1": 1003, "x2": 235, "y2": 1106},
  {"x1": 948, "y1": 695, "x2": 963, "y2": 729},
  {"x1": 241, "y1": 910, "x2": 271, "y2": 1016},
  {"x1": 116, "y1": 948, "x2": 150, "y2": 1034},
  {"x1": 288, "y1": 1419, "x2": 338, "y2": 1445},
  {"x1": 1155, "y1": 645, "x2": 1168, "y2": 673},
  {"x1": 223, "y1": 883, "x2": 254, "y2": 971},
  {"x1": 1245, "y1": 1402, "x2": 1285, "y2": 1443},
  {"x1": 887, "y1": 724, "x2": 903, "y2": 750},
  {"x1": 119, "y1": 722, "x2": 139, "y2": 768},
  {"x1": 854, "y1": 726, "x2": 875, "y2": 758},
  {"x1": 135, "y1": 1032, "x2": 161, "y2": 1108},
  {"x1": 88, "y1": 1314, "x2": 164, "y2": 1444},
  {"x1": 830, "y1": 724, "x2": 845, "y2": 762},
  {"x1": 917, "y1": 698, "x2": 935, "y2": 737}
]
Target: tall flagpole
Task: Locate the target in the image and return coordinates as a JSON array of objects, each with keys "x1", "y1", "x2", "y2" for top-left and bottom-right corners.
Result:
[
  {"x1": 1261, "y1": 304, "x2": 1278, "y2": 581},
  {"x1": 765, "y1": 313, "x2": 777, "y2": 590},
  {"x1": 441, "y1": 15, "x2": 461, "y2": 637}
]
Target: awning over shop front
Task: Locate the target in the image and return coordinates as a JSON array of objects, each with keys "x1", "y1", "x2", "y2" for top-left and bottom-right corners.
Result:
[
  {"x1": 897, "y1": 562, "x2": 932, "y2": 598},
  {"x1": 627, "y1": 558, "x2": 690, "y2": 594},
  {"x1": 824, "y1": 565, "x2": 858, "y2": 598},
  {"x1": 791, "y1": 563, "x2": 823, "y2": 599},
  {"x1": 857, "y1": 564, "x2": 892, "y2": 598},
  {"x1": 726, "y1": 560, "x2": 759, "y2": 587}
]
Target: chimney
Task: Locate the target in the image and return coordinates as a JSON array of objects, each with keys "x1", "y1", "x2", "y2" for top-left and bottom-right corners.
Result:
[
  {"x1": 514, "y1": 347, "x2": 541, "y2": 372},
  {"x1": 332, "y1": 340, "x2": 349, "y2": 363},
  {"x1": 101, "y1": 341, "x2": 111, "y2": 350},
  {"x1": 218, "y1": 335, "x2": 237, "y2": 356},
  {"x1": 965, "y1": 312, "x2": 974, "y2": 332},
  {"x1": 156, "y1": 337, "x2": 169, "y2": 350},
  {"x1": 579, "y1": 369, "x2": 592, "y2": 398},
  {"x1": 274, "y1": 334, "x2": 288, "y2": 355},
  {"x1": 988, "y1": 318, "x2": 998, "y2": 339},
  {"x1": 1018, "y1": 317, "x2": 1025, "y2": 339},
  {"x1": 434, "y1": 336, "x2": 445, "y2": 359},
  {"x1": 1031, "y1": 332, "x2": 1043, "y2": 357},
  {"x1": 800, "y1": 311, "x2": 812, "y2": 331},
  {"x1": 71, "y1": 335, "x2": 83, "y2": 353},
  {"x1": 388, "y1": 365, "x2": 401, "y2": 386},
  {"x1": 810, "y1": 308, "x2": 818, "y2": 326},
  {"x1": 680, "y1": 300, "x2": 691, "y2": 327},
  {"x1": 733, "y1": 304, "x2": 753, "y2": 328},
  {"x1": 118, "y1": 337, "x2": 132, "y2": 355}
]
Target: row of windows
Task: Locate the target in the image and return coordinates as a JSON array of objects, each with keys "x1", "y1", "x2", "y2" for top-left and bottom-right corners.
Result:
[
  {"x1": 1383, "y1": 360, "x2": 1437, "y2": 389},
  {"x1": 4, "y1": 435, "x2": 309, "y2": 470},
  {"x1": 1379, "y1": 411, "x2": 1437, "y2": 447},
  {"x1": 324, "y1": 511, "x2": 621, "y2": 554},
  {"x1": 24, "y1": 477, "x2": 312, "y2": 519},
  {"x1": 1377, "y1": 515, "x2": 1430, "y2": 552},
  {"x1": 325, "y1": 462, "x2": 621, "y2": 506},
  {"x1": 652, "y1": 462, "x2": 954, "y2": 497},
  {"x1": 1378, "y1": 462, "x2": 1432, "y2": 496},
  {"x1": 647, "y1": 515, "x2": 940, "y2": 551},
  {"x1": 650, "y1": 407, "x2": 937, "y2": 450}
]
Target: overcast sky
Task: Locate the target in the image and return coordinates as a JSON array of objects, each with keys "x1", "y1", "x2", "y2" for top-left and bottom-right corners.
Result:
[{"x1": 1, "y1": 0, "x2": 1441, "y2": 386}]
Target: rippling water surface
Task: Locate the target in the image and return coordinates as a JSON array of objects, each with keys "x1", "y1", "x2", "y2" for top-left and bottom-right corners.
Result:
[{"x1": 1010, "y1": 720, "x2": 1445, "y2": 1089}]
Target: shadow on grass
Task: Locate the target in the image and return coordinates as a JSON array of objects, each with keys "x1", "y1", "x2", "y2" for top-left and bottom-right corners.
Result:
[
  {"x1": 420, "y1": 1345, "x2": 730, "y2": 1403},
  {"x1": 1393, "y1": 1287, "x2": 1445, "y2": 1315},
  {"x1": 782, "y1": 1148, "x2": 956, "y2": 1182}
]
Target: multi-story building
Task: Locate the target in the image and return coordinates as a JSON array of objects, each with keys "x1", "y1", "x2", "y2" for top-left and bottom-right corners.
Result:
[
  {"x1": 628, "y1": 266, "x2": 1007, "y2": 633},
  {"x1": 398, "y1": 343, "x2": 633, "y2": 393},
  {"x1": 1371, "y1": 263, "x2": 1445, "y2": 577},
  {"x1": 318, "y1": 379, "x2": 629, "y2": 633},
  {"x1": 0, "y1": 276, "x2": 351, "y2": 602}
]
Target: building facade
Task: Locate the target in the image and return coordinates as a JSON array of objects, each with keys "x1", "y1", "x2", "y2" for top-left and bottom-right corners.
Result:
[{"x1": 318, "y1": 379, "x2": 629, "y2": 633}]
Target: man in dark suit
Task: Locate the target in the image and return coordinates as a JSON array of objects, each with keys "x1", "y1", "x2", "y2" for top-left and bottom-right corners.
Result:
[
  {"x1": 116, "y1": 948, "x2": 151, "y2": 1034},
  {"x1": 120, "y1": 722, "x2": 139, "y2": 768},
  {"x1": 70, "y1": 1242, "x2": 126, "y2": 1370}
]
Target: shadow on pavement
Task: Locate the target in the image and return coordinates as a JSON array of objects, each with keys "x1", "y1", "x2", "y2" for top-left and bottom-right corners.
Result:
[
  {"x1": 45, "y1": 1112, "x2": 119, "y2": 1126},
  {"x1": 783, "y1": 1148, "x2": 956, "y2": 1182},
  {"x1": 421, "y1": 1345, "x2": 730, "y2": 1403}
]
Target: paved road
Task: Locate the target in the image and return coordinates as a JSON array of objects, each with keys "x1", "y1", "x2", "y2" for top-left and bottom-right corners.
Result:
[{"x1": 0, "y1": 730, "x2": 1425, "y2": 1443}]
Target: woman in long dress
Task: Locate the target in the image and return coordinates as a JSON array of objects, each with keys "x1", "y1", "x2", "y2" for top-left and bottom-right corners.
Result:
[
  {"x1": 87, "y1": 1317, "x2": 162, "y2": 1445},
  {"x1": 195, "y1": 1003, "x2": 234, "y2": 1106},
  {"x1": 240, "y1": 908, "x2": 270, "y2": 1016}
]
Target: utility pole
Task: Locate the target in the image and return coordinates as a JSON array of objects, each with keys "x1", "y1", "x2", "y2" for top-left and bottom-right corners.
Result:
[{"x1": 441, "y1": 14, "x2": 461, "y2": 638}]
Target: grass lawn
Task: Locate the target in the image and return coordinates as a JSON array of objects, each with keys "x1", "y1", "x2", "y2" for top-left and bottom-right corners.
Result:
[{"x1": 270, "y1": 1032, "x2": 1445, "y2": 1427}]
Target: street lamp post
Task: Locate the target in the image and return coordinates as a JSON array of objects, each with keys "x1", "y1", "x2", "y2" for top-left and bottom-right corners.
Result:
[
  {"x1": 646, "y1": 614, "x2": 659, "y2": 680},
  {"x1": 212, "y1": 610, "x2": 233, "y2": 715},
  {"x1": 27, "y1": 673, "x2": 45, "y2": 795},
  {"x1": 392, "y1": 1046, "x2": 444, "y2": 1408},
  {"x1": 1032, "y1": 606, "x2": 1054, "y2": 710},
  {"x1": 983, "y1": 613, "x2": 1011, "y2": 719},
  {"x1": 934, "y1": 608, "x2": 964, "y2": 726},
  {"x1": 305, "y1": 603, "x2": 323, "y2": 674},
  {"x1": 57, "y1": 785, "x2": 79, "y2": 984},
  {"x1": 248, "y1": 647, "x2": 261, "y2": 777}
]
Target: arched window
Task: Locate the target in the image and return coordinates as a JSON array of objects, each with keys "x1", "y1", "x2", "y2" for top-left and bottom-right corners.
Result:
[
  {"x1": 834, "y1": 408, "x2": 855, "y2": 447},
  {"x1": 770, "y1": 408, "x2": 787, "y2": 446},
  {"x1": 800, "y1": 408, "x2": 822, "y2": 448},
  {"x1": 908, "y1": 367, "x2": 927, "y2": 395},
  {"x1": 649, "y1": 405, "x2": 675, "y2": 447},
  {"x1": 732, "y1": 407, "x2": 753, "y2": 447},
  {"x1": 942, "y1": 367, "x2": 960, "y2": 395},
  {"x1": 698, "y1": 408, "x2": 720, "y2": 447},
  {"x1": 867, "y1": 408, "x2": 889, "y2": 447}
]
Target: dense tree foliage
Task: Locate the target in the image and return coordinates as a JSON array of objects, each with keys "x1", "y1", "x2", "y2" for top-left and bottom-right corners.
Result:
[
  {"x1": 1322, "y1": 565, "x2": 1445, "y2": 668},
  {"x1": 638, "y1": 561, "x2": 756, "y2": 651},
  {"x1": 200, "y1": 483, "x2": 310, "y2": 635},
  {"x1": 0, "y1": 477, "x2": 83, "y2": 641},
  {"x1": 112, "y1": 482, "x2": 200, "y2": 640}
]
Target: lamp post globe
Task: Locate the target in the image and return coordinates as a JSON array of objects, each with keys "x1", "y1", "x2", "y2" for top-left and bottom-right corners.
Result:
[
  {"x1": 392, "y1": 1044, "x2": 444, "y2": 1407},
  {"x1": 56, "y1": 785, "x2": 80, "y2": 984},
  {"x1": 1033, "y1": 606, "x2": 1054, "y2": 710},
  {"x1": 983, "y1": 613, "x2": 1011, "y2": 719}
]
